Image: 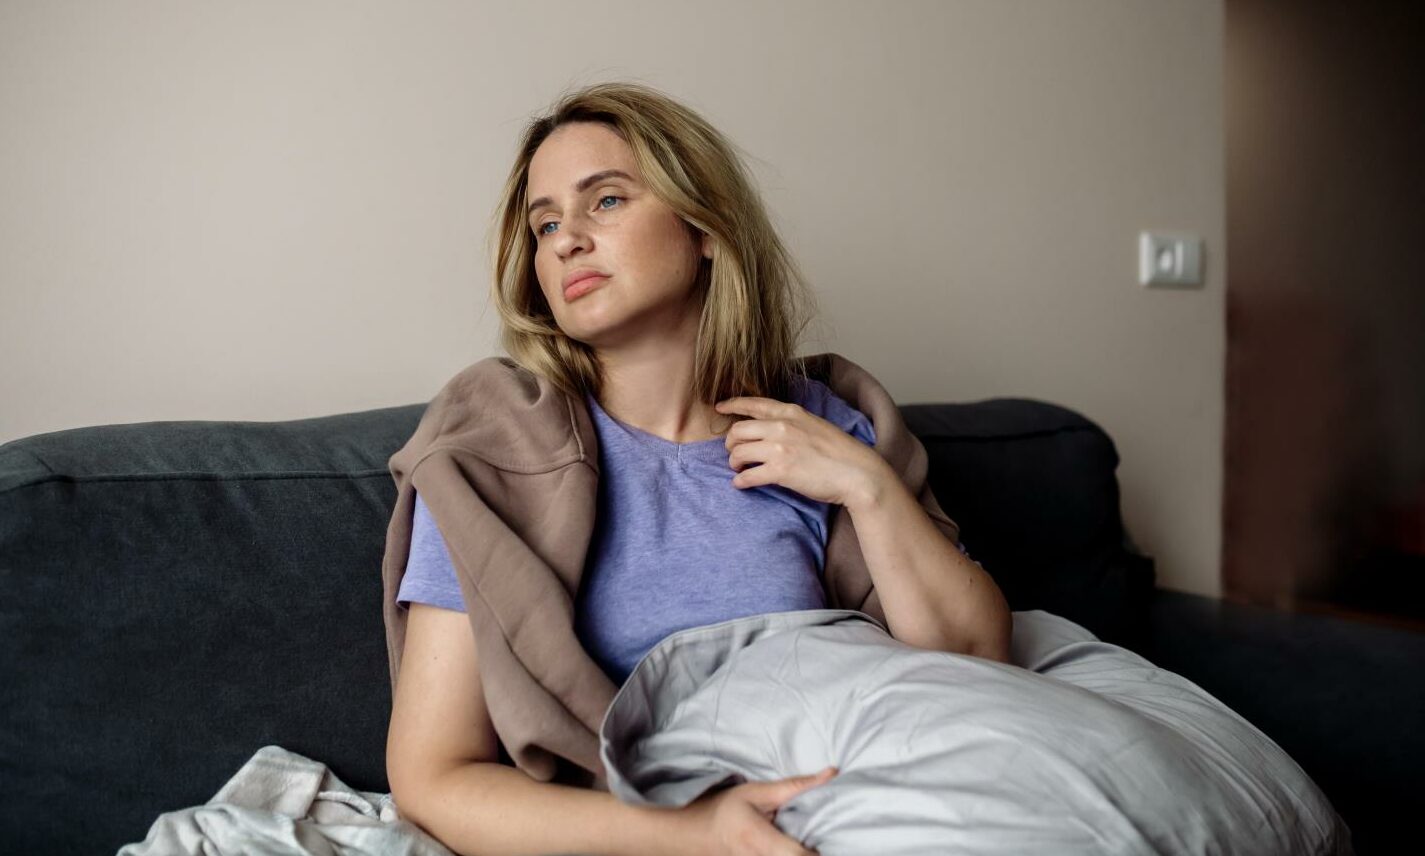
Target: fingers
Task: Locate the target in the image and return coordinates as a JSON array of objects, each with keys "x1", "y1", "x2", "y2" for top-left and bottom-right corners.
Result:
[
  {"x1": 749, "y1": 766, "x2": 839, "y2": 812},
  {"x1": 728, "y1": 439, "x2": 772, "y2": 473},
  {"x1": 750, "y1": 822, "x2": 817, "y2": 856},
  {"x1": 750, "y1": 804, "x2": 822, "y2": 856},
  {"x1": 774, "y1": 830, "x2": 821, "y2": 856},
  {"x1": 731, "y1": 767, "x2": 838, "y2": 855}
]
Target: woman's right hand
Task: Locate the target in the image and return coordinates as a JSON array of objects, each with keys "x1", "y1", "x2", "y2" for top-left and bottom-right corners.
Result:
[{"x1": 673, "y1": 766, "x2": 838, "y2": 856}]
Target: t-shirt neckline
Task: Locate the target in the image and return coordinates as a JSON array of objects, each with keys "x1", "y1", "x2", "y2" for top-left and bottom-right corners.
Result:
[{"x1": 584, "y1": 391, "x2": 729, "y2": 461}]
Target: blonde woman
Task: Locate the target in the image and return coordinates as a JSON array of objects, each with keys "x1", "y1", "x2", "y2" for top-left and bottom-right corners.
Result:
[{"x1": 384, "y1": 81, "x2": 1012, "y2": 856}]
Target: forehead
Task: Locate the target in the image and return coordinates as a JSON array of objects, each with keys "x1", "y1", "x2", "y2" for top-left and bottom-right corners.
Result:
[{"x1": 527, "y1": 123, "x2": 638, "y2": 191}]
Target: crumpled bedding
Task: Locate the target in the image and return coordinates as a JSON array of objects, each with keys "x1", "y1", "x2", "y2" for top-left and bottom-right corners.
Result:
[
  {"x1": 600, "y1": 608, "x2": 1354, "y2": 856},
  {"x1": 115, "y1": 609, "x2": 1352, "y2": 856},
  {"x1": 115, "y1": 744, "x2": 453, "y2": 856}
]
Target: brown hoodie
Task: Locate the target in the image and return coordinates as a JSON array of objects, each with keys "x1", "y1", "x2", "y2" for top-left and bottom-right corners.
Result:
[{"x1": 380, "y1": 351, "x2": 962, "y2": 791}]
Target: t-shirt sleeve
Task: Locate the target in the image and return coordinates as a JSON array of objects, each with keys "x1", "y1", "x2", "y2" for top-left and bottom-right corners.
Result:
[
  {"x1": 846, "y1": 412, "x2": 876, "y2": 448},
  {"x1": 395, "y1": 489, "x2": 468, "y2": 613},
  {"x1": 795, "y1": 375, "x2": 877, "y2": 448}
]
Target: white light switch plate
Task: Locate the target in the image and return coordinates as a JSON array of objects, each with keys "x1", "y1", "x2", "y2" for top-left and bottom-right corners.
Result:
[{"x1": 1139, "y1": 232, "x2": 1204, "y2": 287}]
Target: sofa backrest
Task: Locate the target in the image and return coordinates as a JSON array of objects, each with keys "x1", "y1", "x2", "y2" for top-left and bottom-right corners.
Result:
[
  {"x1": 0, "y1": 396, "x2": 1151, "y2": 853},
  {"x1": 901, "y1": 399, "x2": 1155, "y2": 648}
]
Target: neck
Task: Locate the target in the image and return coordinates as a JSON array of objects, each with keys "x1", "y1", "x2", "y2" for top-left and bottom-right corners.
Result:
[{"x1": 592, "y1": 336, "x2": 727, "y2": 446}]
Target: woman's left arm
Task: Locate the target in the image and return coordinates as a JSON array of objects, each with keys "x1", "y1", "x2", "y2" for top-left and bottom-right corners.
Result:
[
  {"x1": 716, "y1": 395, "x2": 1014, "y2": 664},
  {"x1": 844, "y1": 471, "x2": 1014, "y2": 664}
]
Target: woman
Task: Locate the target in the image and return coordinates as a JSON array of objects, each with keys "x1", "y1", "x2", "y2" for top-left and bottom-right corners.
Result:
[{"x1": 385, "y1": 81, "x2": 1012, "y2": 856}]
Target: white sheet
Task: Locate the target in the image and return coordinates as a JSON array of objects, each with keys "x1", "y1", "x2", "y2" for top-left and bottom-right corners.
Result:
[{"x1": 115, "y1": 744, "x2": 452, "y2": 856}]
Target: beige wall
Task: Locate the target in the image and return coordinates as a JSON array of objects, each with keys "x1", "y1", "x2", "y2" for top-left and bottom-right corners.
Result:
[{"x1": 0, "y1": 1, "x2": 1225, "y2": 597}]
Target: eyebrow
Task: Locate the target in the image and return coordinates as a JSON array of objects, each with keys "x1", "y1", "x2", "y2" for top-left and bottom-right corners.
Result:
[{"x1": 527, "y1": 169, "x2": 636, "y2": 219}]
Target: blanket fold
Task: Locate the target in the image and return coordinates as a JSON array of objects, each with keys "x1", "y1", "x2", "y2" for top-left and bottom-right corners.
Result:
[{"x1": 115, "y1": 745, "x2": 453, "y2": 856}]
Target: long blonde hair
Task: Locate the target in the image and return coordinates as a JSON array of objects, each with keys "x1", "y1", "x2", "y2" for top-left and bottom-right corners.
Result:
[{"x1": 488, "y1": 80, "x2": 823, "y2": 407}]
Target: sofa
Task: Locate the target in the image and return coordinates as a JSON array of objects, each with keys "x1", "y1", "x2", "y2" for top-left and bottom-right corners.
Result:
[{"x1": 1, "y1": 390, "x2": 1418, "y2": 854}]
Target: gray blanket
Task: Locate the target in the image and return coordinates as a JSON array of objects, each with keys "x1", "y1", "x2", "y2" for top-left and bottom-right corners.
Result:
[{"x1": 600, "y1": 608, "x2": 1354, "y2": 855}]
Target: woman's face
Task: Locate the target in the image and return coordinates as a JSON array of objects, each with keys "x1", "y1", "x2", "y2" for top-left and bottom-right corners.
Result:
[{"x1": 526, "y1": 121, "x2": 712, "y2": 350}]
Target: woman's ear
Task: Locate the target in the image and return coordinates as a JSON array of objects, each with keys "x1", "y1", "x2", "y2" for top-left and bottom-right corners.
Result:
[{"x1": 700, "y1": 231, "x2": 713, "y2": 260}]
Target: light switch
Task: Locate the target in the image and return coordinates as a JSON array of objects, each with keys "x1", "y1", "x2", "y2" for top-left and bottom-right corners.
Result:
[{"x1": 1139, "y1": 232, "x2": 1204, "y2": 287}]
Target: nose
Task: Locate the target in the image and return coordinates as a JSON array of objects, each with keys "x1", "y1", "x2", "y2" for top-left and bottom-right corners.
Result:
[{"x1": 552, "y1": 209, "x2": 595, "y2": 258}]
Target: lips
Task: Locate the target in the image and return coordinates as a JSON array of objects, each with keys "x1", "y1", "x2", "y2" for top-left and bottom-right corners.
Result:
[
  {"x1": 562, "y1": 267, "x2": 609, "y2": 290},
  {"x1": 563, "y1": 273, "x2": 608, "y2": 300}
]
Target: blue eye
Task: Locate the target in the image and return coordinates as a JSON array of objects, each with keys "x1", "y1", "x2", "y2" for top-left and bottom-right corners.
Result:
[{"x1": 535, "y1": 195, "x2": 622, "y2": 237}]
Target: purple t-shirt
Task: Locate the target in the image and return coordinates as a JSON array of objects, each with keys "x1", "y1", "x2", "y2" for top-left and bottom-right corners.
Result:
[{"x1": 398, "y1": 375, "x2": 892, "y2": 684}]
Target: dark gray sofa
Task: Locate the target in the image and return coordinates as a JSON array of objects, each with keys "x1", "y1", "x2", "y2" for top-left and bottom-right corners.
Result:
[{"x1": 2, "y1": 393, "x2": 1417, "y2": 854}]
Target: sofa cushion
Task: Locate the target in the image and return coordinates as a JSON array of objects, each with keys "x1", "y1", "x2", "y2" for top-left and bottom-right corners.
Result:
[
  {"x1": 900, "y1": 398, "x2": 1156, "y2": 647},
  {"x1": 0, "y1": 406, "x2": 422, "y2": 854}
]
